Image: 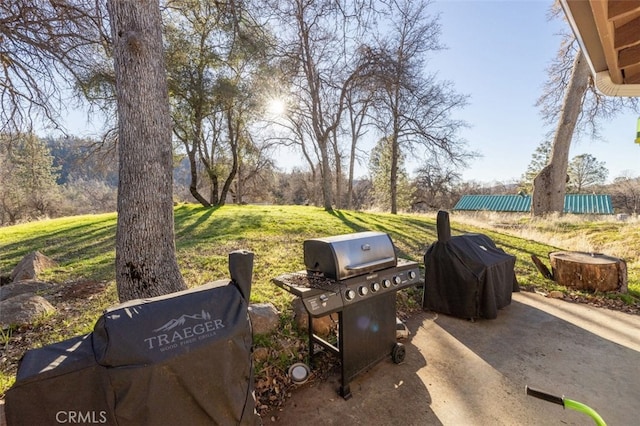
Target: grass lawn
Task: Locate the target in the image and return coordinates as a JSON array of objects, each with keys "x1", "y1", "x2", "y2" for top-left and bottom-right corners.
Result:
[{"x1": 1, "y1": 204, "x2": 638, "y2": 401}]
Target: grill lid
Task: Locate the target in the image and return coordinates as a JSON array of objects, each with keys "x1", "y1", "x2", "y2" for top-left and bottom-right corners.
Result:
[{"x1": 303, "y1": 231, "x2": 397, "y2": 280}]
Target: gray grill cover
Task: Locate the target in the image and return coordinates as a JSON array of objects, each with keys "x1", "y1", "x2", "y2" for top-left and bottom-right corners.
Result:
[
  {"x1": 6, "y1": 255, "x2": 260, "y2": 425},
  {"x1": 304, "y1": 231, "x2": 397, "y2": 280}
]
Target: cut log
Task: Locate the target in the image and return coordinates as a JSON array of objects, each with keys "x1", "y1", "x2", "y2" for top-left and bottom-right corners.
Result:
[{"x1": 549, "y1": 251, "x2": 627, "y2": 293}]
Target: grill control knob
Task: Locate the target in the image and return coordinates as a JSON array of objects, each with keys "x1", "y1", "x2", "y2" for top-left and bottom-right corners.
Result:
[
  {"x1": 345, "y1": 289, "x2": 356, "y2": 301},
  {"x1": 358, "y1": 286, "x2": 368, "y2": 296},
  {"x1": 382, "y1": 279, "x2": 391, "y2": 288},
  {"x1": 408, "y1": 270, "x2": 416, "y2": 280},
  {"x1": 393, "y1": 276, "x2": 401, "y2": 286},
  {"x1": 371, "y1": 282, "x2": 380, "y2": 292}
]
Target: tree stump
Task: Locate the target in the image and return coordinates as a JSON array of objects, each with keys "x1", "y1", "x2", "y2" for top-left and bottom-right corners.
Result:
[{"x1": 549, "y1": 251, "x2": 627, "y2": 293}]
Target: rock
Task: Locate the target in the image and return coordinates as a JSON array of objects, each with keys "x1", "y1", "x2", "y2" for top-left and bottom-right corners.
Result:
[
  {"x1": 10, "y1": 251, "x2": 58, "y2": 282},
  {"x1": 253, "y1": 347, "x2": 270, "y2": 363},
  {"x1": 548, "y1": 290, "x2": 565, "y2": 299},
  {"x1": 0, "y1": 293, "x2": 56, "y2": 328},
  {"x1": 292, "y1": 298, "x2": 333, "y2": 337},
  {"x1": 0, "y1": 280, "x2": 54, "y2": 302},
  {"x1": 292, "y1": 298, "x2": 309, "y2": 331},
  {"x1": 310, "y1": 315, "x2": 333, "y2": 337},
  {"x1": 248, "y1": 303, "x2": 280, "y2": 335}
]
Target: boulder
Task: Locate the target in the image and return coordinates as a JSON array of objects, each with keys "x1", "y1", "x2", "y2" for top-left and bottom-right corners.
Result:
[
  {"x1": 548, "y1": 290, "x2": 565, "y2": 299},
  {"x1": 0, "y1": 280, "x2": 54, "y2": 302},
  {"x1": 10, "y1": 251, "x2": 58, "y2": 282},
  {"x1": 252, "y1": 347, "x2": 270, "y2": 363},
  {"x1": 292, "y1": 298, "x2": 334, "y2": 337},
  {"x1": 248, "y1": 303, "x2": 279, "y2": 335},
  {"x1": 0, "y1": 293, "x2": 56, "y2": 328}
]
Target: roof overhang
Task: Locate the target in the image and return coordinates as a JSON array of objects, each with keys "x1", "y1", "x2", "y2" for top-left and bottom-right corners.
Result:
[{"x1": 560, "y1": 0, "x2": 640, "y2": 96}]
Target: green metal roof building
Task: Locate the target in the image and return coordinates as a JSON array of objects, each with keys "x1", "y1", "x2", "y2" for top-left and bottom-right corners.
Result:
[{"x1": 453, "y1": 194, "x2": 613, "y2": 214}]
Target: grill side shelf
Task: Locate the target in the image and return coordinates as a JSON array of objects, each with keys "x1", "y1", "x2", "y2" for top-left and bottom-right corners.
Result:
[{"x1": 272, "y1": 272, "x2": 345, "y2": 317}]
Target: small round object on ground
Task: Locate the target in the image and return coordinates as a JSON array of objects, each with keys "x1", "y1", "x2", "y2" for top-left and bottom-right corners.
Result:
[{"x1": 288, "y1": 363, "x2": 311, "y2": 384}]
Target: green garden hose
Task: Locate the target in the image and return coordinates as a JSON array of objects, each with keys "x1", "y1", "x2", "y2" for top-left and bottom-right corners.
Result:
[{"x1": 526, "y1": 385, "x2": 606, "y2": 426}]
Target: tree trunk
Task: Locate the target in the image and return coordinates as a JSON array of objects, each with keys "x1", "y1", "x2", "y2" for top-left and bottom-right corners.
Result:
[
  {"x1": 185, "y1": 109, "x2": 210, "y2": 207},
  {"x1": 347, "y1": 133, "x2": 356, "y2": 210},
  {"x1": 319, "y1": 138, "x2": 333, "y2": 211},
  {"x1": 219, "y1": 110, "x2": 239, "y2": 207},
  {"x1": 390, "y1": 134, "x2": 399, "y2": 215},
  {"x1": 108, "y1": 0, "x2": 187, "y2": 302},
  {"x1": 331, "y1": 128, "x2": 342, "y2": 209},
  {"x1": 549, "y1": 251, "x2": 627, "y2": 293},
  {"x1": 186, "y1": 147, "x2": 211, "y2": 207},
  {"x1": 531, "y1": 51, "x2": 590, "y2": 216}
]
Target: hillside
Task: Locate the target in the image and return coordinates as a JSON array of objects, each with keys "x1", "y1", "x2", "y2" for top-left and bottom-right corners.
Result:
[{"x1": 1, "y1": 205, "x2": 638, "y2": 403}]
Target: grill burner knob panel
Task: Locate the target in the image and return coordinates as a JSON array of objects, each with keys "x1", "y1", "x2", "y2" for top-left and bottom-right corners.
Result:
[
  {"x1": 358, "y1": 286, "x2": 368, "y2": 296},
  {"x1": 371, "y1": 282, "x2": 380, "y2": 292}
]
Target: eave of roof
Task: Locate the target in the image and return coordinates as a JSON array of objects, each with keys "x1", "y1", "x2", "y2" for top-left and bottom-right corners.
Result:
[{"x1": 560, "y1": 0, "x2": 640, "y2": 97}]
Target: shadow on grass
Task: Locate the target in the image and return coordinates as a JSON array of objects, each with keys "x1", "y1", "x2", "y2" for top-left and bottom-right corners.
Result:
[
  {"x1": 0, "y1": 216, "x2": 117, "y2": 280},
  {"x1": 328, "y1": 209, "x2": 439, "y2": 261},
  {"x1": 173, "y1": 204, "x2": 268, "y2": 251}
]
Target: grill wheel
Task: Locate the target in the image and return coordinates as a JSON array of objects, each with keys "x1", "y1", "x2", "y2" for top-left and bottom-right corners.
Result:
[{"x1": 392, "y1": 343, "x2": 406, "y2": 364}]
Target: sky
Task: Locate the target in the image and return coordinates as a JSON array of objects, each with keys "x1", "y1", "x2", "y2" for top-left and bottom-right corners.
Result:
[
  {"x1": 423, "y1": 0, "x2": 639, "y2": 184},
  {"x1": 53, "y1": 0, "x2": 639, "y2": 185}
]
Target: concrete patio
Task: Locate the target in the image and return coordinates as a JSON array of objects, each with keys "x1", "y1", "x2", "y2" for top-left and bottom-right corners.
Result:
[{"x1": 270, "y1": 291, "x2": 640, "y2": 425}]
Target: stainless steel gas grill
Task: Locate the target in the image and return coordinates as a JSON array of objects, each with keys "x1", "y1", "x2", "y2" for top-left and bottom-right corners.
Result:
[{"x1": 273, "y1": 231, "x2": 421, "y2": 399}]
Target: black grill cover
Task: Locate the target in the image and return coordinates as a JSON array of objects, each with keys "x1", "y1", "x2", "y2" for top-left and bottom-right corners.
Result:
[
  {"x1": 423, "y1": 211, "x2": 519, "y2": 319},
  {"x1": 6, "y1": 277, "x2": 261, "y2": 425},
  {"x1": 7, "y1": 334, "x2": 116, "y2": 424}
]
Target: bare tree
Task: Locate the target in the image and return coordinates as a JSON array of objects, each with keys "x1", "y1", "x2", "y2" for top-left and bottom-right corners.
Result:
[
  {"x1": 532, "y1": 4, "x2": 640, "y2": 216},
  {"x1": 567, "y1": 153, "x2": 608, "y2": 193},
  {"x1": 344, "y1": 84, "x2": 373, "y2": 209},
  {"x1": 107, "y1": 0, "x2": 186, "y2": 301},
  {"x1": 610, "y1": 172, "x2": 640, "y2": 215},
  {"x1": 267, "y1": 0, "x2": 373, "y2": 211},
  {"x1": 366, "y1": 0, "x2": 470, "y2": 214},
  {"x1": 369, "y1": 136, "x2": 411, "y2": 211},
  {"x1": 0, "y1": 1, "x2": 107, "y2": 132},
  {"x1": 412, "y1": 155, "x2": 462, "y2": 211},
  {"x1": 532, "y1": 49, "x2": 590, "y2": 216}
]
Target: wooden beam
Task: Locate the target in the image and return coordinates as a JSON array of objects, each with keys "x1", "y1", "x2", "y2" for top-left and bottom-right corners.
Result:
[
  {"x1": 615, "y1": 15, "x2": 640, "y2": 49},
  {"x1": 590, "y1": 0, "x2": 623, "y2": 83},
  {"x1": 618, "y1": 44, "x2": 640, "y2": 68},
  {"x1": 608, "y1": 0, "x2": 640, "y2": 20},
  {"x1": 623, "y1": 64, "x2": 640, "y2": 84}
]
